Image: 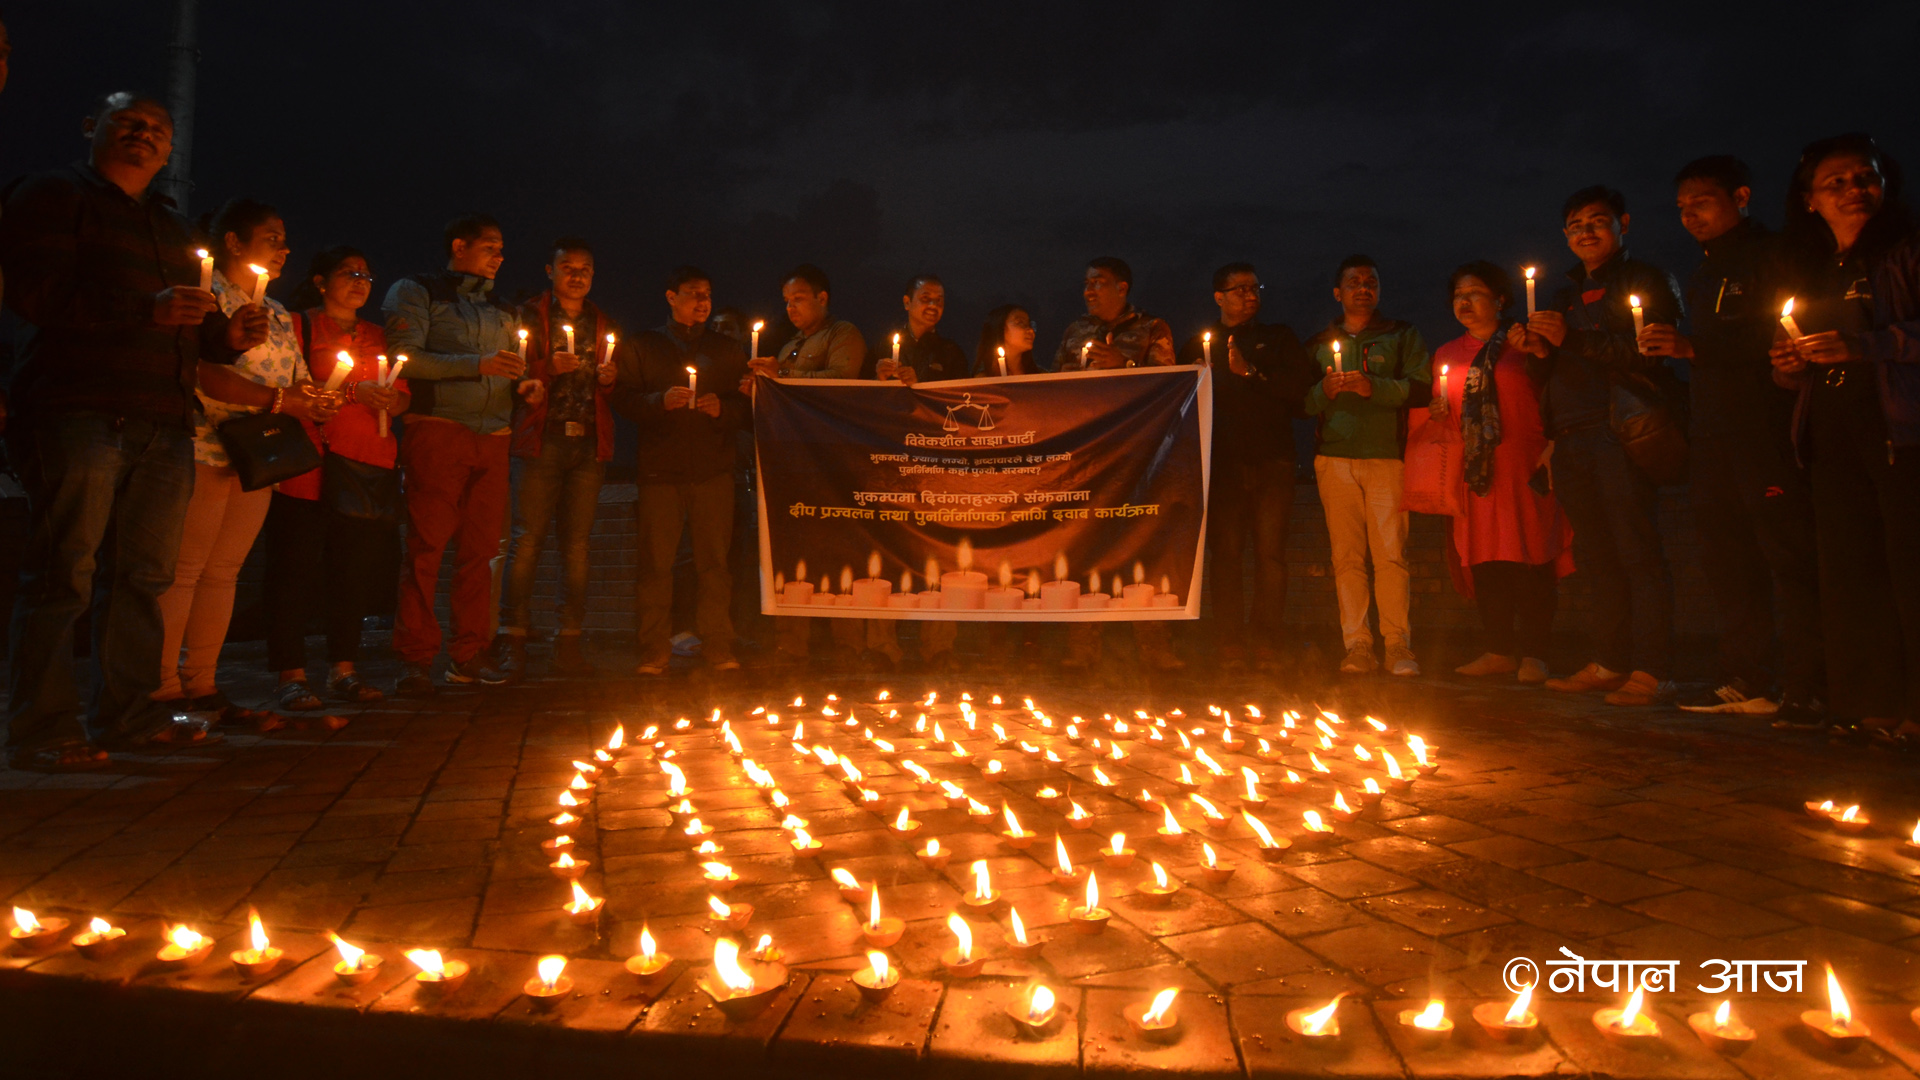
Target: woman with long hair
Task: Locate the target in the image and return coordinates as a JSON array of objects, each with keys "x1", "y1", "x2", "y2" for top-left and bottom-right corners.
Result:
[
  {"x1": 1770, "y1": 134, "x2": 1920, "y2": 744},
  {"x1": 155, "y1": 198, "x2": 337, "y2": 719},
  {"x1": 264, "y1": 246, "x2": 408, "y2": 708},
  {"x1": 973, "y1": 304, "x2": 1043, "y2": 376}
]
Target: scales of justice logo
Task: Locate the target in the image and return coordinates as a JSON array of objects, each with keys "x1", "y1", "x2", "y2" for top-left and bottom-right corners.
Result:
[{"x1": 940, "y1": 392, "x2": 997, "y2": 432}]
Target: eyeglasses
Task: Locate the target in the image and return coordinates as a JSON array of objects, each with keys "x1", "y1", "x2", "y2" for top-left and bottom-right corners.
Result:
[
  {"x1": 1563, "y1": 218, "x2": 1615, "y2": 236},
  {"x1": 1222, "y1": 284, "x2": 1264, "y2": 297},
  {"x1": 337, "y1": 270, "x2": 374, "y2": 283}
]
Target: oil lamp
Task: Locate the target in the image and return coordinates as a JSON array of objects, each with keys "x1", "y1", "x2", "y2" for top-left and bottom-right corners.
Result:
[
  {"x1": 1472, "y1": 982, "x2": 1537, "y2": 1041},
  {"x1": 1298, "y1": 810, "x2": 1337, "y2": 848},
  {"x1": 943, "y1": 913, "x2": 986, "y2": 976},
  {"x1": 863, "y1": 888, "x2": 904, "y2": 947},
  {"x1": 626, "y1": 925, "x2": 672, "y2": 977},
  {"x1": 1828, "y1": 804, "x2": 1871, "y2": 834},
  {"x1": 405, "y1": 948, "x2": 469, "y2": 995},
  {"x1": 1051, "y1": 834, "x2": 1085, "y2": 888},
  {"x1": 1199, "y1": 842, "x2": 1236, "y2": 884},
  {"x1": 1189, "y1": 794, "x2": 1232, "y2": 836},
  {"x1": 1132, "y1": 787, "x2": 1158, "y2": 812},
  {"x1": 1103, "y1": 832, "x2": 1136, "y2": 869},
  {"x1": 853, "y1": 950, "x2": 899, "y2": 1002},
  {"x1": 890, "y1": 806, "x2": 922, "y2": 838},
  {"x1": 789, "y1": 826, "x2": 823, "y2": 855},
  {"x1": 1134, "y1": 861, "x2": 1180, "y2": 906},
  {"x1": 1593, "y1": 987, "x2": 1659, "y2": 1044},
  {"x1": 699, "y1": 937, "x2": 788, "y2": 1018},
  {"x1": 918, "y1": 837, "x2": 951, "y2": 870},
  {"x1": 524, "y1": 954, "x2": 572, "y2": 1010},
  {"x1": 1309, "y1": 753, "x2": 1331, "y2": 775},
  {"x1": 550, "y1": 850, "x2": 590, "y2": 880},
  {"x1": 939, "y1": 781, "x2": 968, "y2": 809},
  {"x1": 1381, "y1": 751, "x2": 1412, "y2": 792},
  {"x1": 1004, "y1": 907, "x2": 1044, "y2": 959},
  {"x1": 1240, "y1": 767, "x2": 1267, "y2": 810},
  {"x1": 707, "y1": 894, "x2": 754, "y2": 932},
  {"x1": 227, "y1": 911, "x2": 282, "y2": 978},
  {"x1": 1156, "y1": 804, "x2": 1186, "y2": 843},
  {"x1": 69, "y1": 916, "x2": 126, "y2": 959},
  {"x1": 1398, "y1": 999, "x2": 1453, "y2": 1046},
  {"x1": 1069, "y1": 871, "x2": 1110, "y2": 934},
  {"x1": 549, "y1": 807, "x2": 581, "y2": 828},
  {"x1": 157, "y1": 923, "x2": 214, "y2": 968},
  {"x1": 1002, "y1": 805, "x2": 1035, "y2": 850},
  {"x1": 1125, "y1": 988, "x2": 1181, "y2": 1042},
  {"x1": 1007, "y1": 982, "x2": 1061, "y2": 1037},
  {"x1": 1090, "y1": 766, "x2": 1116, "y2": 788},
  {"x1": 564, "y1": 879, "x2": 605, "y2": 926},
  {"x1": 1360, "y1": 777, "x2": 1384, "y2": 807},
  {"x1": 1174, "y1": 763, "x2": 1199, "y2": 792},
  {"x1": 1288, "y1": 994, "x2": 1344, "y2": 1039},
  {"x1": 701, "y1": 860, "x2": 740, "y2": 892},
  {"x1": 1066, "y1": 800, "x2": 1093, "y2": 830},
  {"x1": 540, "y1": 833, "x2": 574, "y2": 856},
  {"x1": 961, "y1": 860, "x2": 1002, "y2": 916},
  {"x1": 1802, "y1": 963, "x2": 1870, "y2": 1049},
  {"x1": 1406, "y1": 735, "x2": 1439, "y2": 776},
  {"x1": 1688, "y1": 999, "x2": 1754, "y2": 1053},
  {"x1": 8, "y1": 906, "x2": 66, "y2": 950},
  {"x1": 1327, "y1": 791, "x2": 1360, "y2": 823},
  {"x1": 1242, "y1": 811, "x2": 1290, "y2": 861}
]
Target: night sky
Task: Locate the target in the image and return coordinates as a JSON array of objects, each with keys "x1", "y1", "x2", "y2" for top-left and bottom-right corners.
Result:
[{"x1": 6, "y1": 2, "x2": 1916, "y2": 357}]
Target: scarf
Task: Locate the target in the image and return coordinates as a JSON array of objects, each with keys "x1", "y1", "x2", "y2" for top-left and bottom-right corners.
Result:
[{"x1": 1459, "y1": 326, "x2": 1507, "y2": 496}]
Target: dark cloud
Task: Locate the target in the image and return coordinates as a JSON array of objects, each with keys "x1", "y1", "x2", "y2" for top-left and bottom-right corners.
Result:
[{"x1": 4, "y1": 1, "x2": 1915, "y2": 351}]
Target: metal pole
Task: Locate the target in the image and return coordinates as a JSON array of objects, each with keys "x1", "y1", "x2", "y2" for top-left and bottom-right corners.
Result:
[{"x1": 155, "y1": 0, "x2": 199, "y2": 212}]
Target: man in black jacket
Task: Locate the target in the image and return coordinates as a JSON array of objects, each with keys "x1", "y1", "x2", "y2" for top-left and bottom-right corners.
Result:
[
  {"x1": 1647, "y1": 157, "x2": 1821, "y2": 720},
  {"x1": 1176, "y1": 263, "x2": 1315, "y2": 670},
  {"x1": 1515, "y1": 185, "x2": 1684, "y2": 707},
  {"x1": 615, "y1": 266, "x2": 751, "y2": 674}
]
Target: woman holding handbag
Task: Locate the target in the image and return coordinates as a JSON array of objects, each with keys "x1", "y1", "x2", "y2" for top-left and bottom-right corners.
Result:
[
  {"x1": 266, "y1": 247, "x2": 409, "y2": 708},
  {"x1": 1427, "y1": 262, "x2": 1572, "y2": 683},
  {"x1": 154, "y1": 198, "x2": 338, "y2": 719}
]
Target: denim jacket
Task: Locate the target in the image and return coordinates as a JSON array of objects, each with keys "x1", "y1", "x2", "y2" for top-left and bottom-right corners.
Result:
[{"x1": 381, "y1": 271, "x2": 519, "y2": 434}]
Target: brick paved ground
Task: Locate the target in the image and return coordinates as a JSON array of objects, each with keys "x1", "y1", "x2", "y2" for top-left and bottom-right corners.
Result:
[{"x1": 2, "y1": 647, "x2": 1918, "y2": 1079}]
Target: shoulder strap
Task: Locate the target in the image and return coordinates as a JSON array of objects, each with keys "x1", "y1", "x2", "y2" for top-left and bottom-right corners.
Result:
[{"x1": 294, "y1": 310, "x2": 312, "y2": 362}]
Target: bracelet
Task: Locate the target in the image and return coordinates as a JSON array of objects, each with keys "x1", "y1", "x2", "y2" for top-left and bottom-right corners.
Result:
[{"x1": 270, "y1": 387, "x2": 285, "y2": 414}]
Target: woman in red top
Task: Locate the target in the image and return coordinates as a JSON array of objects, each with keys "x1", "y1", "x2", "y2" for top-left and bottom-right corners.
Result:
[
  {"x1": 263, "y1": 247, "x2": 409, "y2": 707},
  {"x1": 1427, "y1": 262, "x2": 1573, "y2": 683}
]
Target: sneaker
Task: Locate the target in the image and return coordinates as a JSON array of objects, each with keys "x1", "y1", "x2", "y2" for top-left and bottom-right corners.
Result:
[
  {"x1": 445, "y1": 655, "x2": 508, "y2": 686},
  {"x1": 396, "y1": 662, "x2": 436, "y2": 697},
  {"x1": 1517, "y1": 657, "x2": 1550, "y2": 684},
  {"x1": 1604, "y1": 671, "x2": 1676, "y2": 707},
  {"x1": 1338, "y1": 643, "x2": 1377, "y2": 675},
  {"x1": 551, "y1": 634, "x2": 592, "y2": 675},
  {"x1": 1677, "y1": 678, "x2": 1778, "y2": 714},
  {"x1": 1385, "y1": 646, "x2": 1420, "y2": 677},
  {"x1": 1455, "y1": 652, "x2": 1517, "y2": 677},
  {"x1": 1545, "y1": 662, "x2": 1627, "y2": 694},
  {"x1": 1770, "y1": 696, "x2": 1827, "y2": 730},
  {"x1": 492, "y1": 634, "x2": 528, "y2": 682}
]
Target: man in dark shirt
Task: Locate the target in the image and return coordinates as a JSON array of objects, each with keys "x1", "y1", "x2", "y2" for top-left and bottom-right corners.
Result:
[
  {"x1": 1648, "y1": 157, "x2": 1821, "y2": 721},
  {"x1": 1176, "y1": 263, "x2": 1316, "y2": 670},
  {"x1": 1515, "y1": 185, "x2": 1684, "y2": 707},
  {"x1": 0, "y1": 91, "x2": 263, "y2": 768},
  {"x1": 498, "y1": 237, "x2": 620, "y2": 678},
  {"x1": 615, "y1": 266, "x2": 750, "y2": 674}
]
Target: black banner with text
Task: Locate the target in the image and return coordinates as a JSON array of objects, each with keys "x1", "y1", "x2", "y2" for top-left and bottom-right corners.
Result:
[{"x1": 755, "y1": 366, "x2": 1211, "y2": 620}]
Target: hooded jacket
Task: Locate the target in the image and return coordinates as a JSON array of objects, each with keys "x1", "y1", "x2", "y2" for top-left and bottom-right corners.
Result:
[{"x1": 511, "y1": 290, "x2": 621, "y2": 462}]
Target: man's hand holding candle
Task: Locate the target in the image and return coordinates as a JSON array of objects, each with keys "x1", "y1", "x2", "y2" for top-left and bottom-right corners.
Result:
[
  {"x1": 226, "y1": 304, "x2": 270, "y2": 351},
  {"x1": 153, "y1": 285, "x2": 218, "y2": 327},
  {"x1": 549, "y1": 350, "x2": 582, "y2": 375},
  {"x1": 283, "y1": 382, "x2": 341, "y2": 424},
  {"x1": 1637, "y1": 323, "x2": 1693, "y2": 358},
  {"x1": 478, "y1": 350, "x2": 527, "y2": 379},
  {"x1": 695, "y1": 393, "x2": 722, "y2": 418},
  {"x1": 1082, "y1": 340, "x2": 1126, "y2": 369},
  {"x1": 1227, "y1": 339, "x2": 1252, "y2": 377},
  {"x1": 1788, "y1": 329, "x2": 1858, "y2": 366},
  {"x1": 353, "y1": 380, "x2": 400, "y2": 415},
  {"x1": 664, "y1": 385, "x2": 694, "y2": 410}
]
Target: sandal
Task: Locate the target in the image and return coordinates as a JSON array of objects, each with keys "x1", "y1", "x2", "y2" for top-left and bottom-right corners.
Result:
[
  {"x1": 6, "y1": 738, "x2": 109, "y2": 772},
  {"x1": 276, "y1": 680, "x2": 324, "y2": 712},
  {"x1": 142, "y1": 718, "x2": 225, "y2": 747},
  {"x1": 326, "y1": 672, "x2": 385, "y2": 704}
]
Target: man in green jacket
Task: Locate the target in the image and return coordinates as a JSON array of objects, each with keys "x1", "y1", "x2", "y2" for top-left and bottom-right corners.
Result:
[{"x1": 1303, "y1": 255, "x2": 1432, "y2": 677}]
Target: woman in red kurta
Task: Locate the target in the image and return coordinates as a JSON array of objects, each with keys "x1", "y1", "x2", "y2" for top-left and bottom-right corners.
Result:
[{"x1": 1429, "y1": 262, "x2": 1573, "y2": 682}]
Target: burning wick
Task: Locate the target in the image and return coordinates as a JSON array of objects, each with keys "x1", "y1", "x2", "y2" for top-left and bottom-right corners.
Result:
[
  {"x1": 1007, "y1": 983, "x2": 1060, "y2": 1035},
  {"x1": 1288, "y1": 994, "x2": 1345, "y2": 1038},
  {"x1": 1688, "y1": 998, "x2": 1755, "y2": 1052},
  {"x1": 1594, "y1": 987, "x2": 1659, "y2": 1041},
  {"x1": 1398, "y1": 999, "x2": 1454, "y2": 1043},
  {"x1": 1127, "y1": 987, "x2": 1181, "y2": 1041},
  {"x1": 627, "y1": 925, "x2": 671, "y2": 976},
  {"x1": 70, "y1": 916, "x2": 126, "y2": 958},
  {"x1": 325, "y1": 930, "x2": 380, "y2": 983},
  {"x1": 1801, "y1": 962, "x2": 1870, "y2": 1047},
  {"x1": 523, "y1": 954, "x2": 572, "y2": 1007},
  {"x1": 1069, "y1": 871, "x2": 1110, "y2": 934}
]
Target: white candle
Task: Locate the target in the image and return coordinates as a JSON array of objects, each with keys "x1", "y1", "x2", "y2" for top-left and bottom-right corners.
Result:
[
  {"x1": 517, "y1": 329, "x2": 529, "y2": 360},
  {"x1": 1437, "y1": 364, "x2": 1447, "y2": 401},
  {"x1": 376, "y1": 355, "x2": 389, "y2": 386},
  {"x1": 376, "y1": 356, "x2": 391, "y2": 438},
  {"x1": 1203, "y1": 331, "x2": 1212, "y2": 366},
  {"x1": 324, "y1": 350, "x2": 354, "y2": 392},
  {"x1": 751, "y1": 321, "x2": 763, "y2": 366},
  {"x1": 197, "y1": 248, "x2": 213, "y2": 291},
  {"x1": 1780, "y1": 298, "x2": 1804, "y2": 341},
  {"x1": 1080, "y1": 341, "x2": 1092, "y2": 367},
  {"x1": 603, "y1": 333, "x2": 617, "y2": 367},
  {"x1": 563, "y1": 324, "x2": 575, "y2": 355},
  {"x1": 1630, "y1": 294, "x2": 1645, "y2": 339},
  {"x1": 385, "y1": 354, "x2": 409, "y2": 387},
  {"x1": 1331, "y1": 339, "x2": 1343, "y2": 373},
  {"x1": 686, "y1": 365, "x2": 698, "y2": 400},
  {"x1": 892, "y1": 332, "x2": 902, "y2": 367},
  {"x1": 997, "y1": 347, "x2": 1007, "y2": 377},
  {"x1": 1524, "y1": 267, "x2": 1537, "y2": 317},
  {"x1": 248, "y1": 263, "x2": 269, "y2": 305}
]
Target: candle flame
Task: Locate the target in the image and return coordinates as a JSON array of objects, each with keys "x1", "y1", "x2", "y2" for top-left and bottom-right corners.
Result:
[
  {"x1": 1151, "y1": 862, "x2": 1169, "y2": 889},
  {"x1": 248, "y1": 262, "x2": 269, "y2": 280},
  {"x1": 1618, "y1": 987, "x2": 1646, "y2": 1029},
  {"x1": 1243, "y1": 767, "x2": 1261, "y2": 799},
  {"x1": 894, "y1": 807, "x2": 913, "y2": 831},
  {"x1": 1629, "y1": 294, "x2": 1642, "y2": 309},
  {"x1": 1179, "y1": 763, "x2": 1195, "y2": 785},
  {"x1": 752, "y1": 320, "x2": 765, "y2": 332},
  {"x1": 1782, "y1": 297, "x2": 1796, "y2": 318},
  {"x1": 1142, "y1": 988, "x2": 1179, "y2": 1025},
  {"x1": 1714, "y1": 999, "x2": 1731, "y2": 1029},
  {"x1": 1191, "y1": 793, "x2": 1224, "y2": 820},
  {"x1": 406, "y1": 949, "x2": 445, "y2": 977},
  {"x1": 1505, "y1": 981, "x2": 1534, "y2": 1024},
  {"x1": 1826, "y1": 963, "x2": 1853, "y2": 1026},
  {"x1": 1838, "y1": 804, "x2": 1860, "y2": 823},
  {"x1": 925, "y1": 838, "x2": 941, "y2": 856},
  {"x1": 948, "y1": 913, "x2": 973, "y2": 961},
  {"x1": 1364, "y1": 777, "x2": 1382, "y2": 795},
  {"x1": 1093, "y1": 766, "x2": 1114, "y2": 786},
  {"x1": 1028, "y1": 984, "x2": 1056, "y2": 1021},
  {"x1": 89, "y1": 917, "x2": 114, "y2": 936},
  {"x1": 1412, "y1": 1000, "x2": 1446, "y2": 1030},
  {"x1": 1333, "y1": 791, "x2": 1353, "y2": 814},
  {"x1": 701, "y1": 861, "x2": 733, "y2": 880},
  {"x1": 639, "y1": 925, "x2": 657, "y2": 959},
  {"x1": 972, "y1": 860, "x2": 993, "y2": 900},
  {"x1": 1243, "y1": 811, "x2": 1278, "y2": 847},
  {"x1": 1068, "y1": 800, "x2": 1089, "y2": 820},
  {"x1": 1525, "y1": 266, "x2": 1536, "y2": 280},
  {"x1": 1304, "y1": 810, "x2": 1331, "y2": 832},
  {"x1": 707, "y1": 895, "x2": 733, "y2": 918},
  {"x1": 868, "y1": 951, "x2": 890, "y2": 983},
  {"x1": 1161, "y1": 804, "x2": 1183, "y2": 835},
  {"x1": 1300, "y1": 994, "x2": 1342, "y2": 1035},
  {"x1": 335, "y1": 350, "x2": 354, "y2": 373},
  {"x1": 1383, "y1": 752, "x2": 1405, "y2": 780},
  {"x1": 247, "y1": 907, "x2": 270, "y2": 953},
  {"x1": 1084, "y1": 870, "x2": 1101, "y2": 911},
  {"x1": 831, "y1": 868, "x2": 860, "y2": 890},
  {"x1": 662, "y1": 762, "x2": 687, "y2": 796},
  {"x1": 197, "y1": 247, "x2": 210, "y2": 259},
  {"x1": 1110, "y1": 832, "x2": 1127, "y2": 854},
  {"x1": 869, "y1": 887, "x2": 882, "y2": 929},
  {"x1": 1010, "y1": 907, "x2": 1029, "y2": 944},
  {"x1": 537, "y1": 954, "x2": 567, "y2": 991},
  {"x1": 558, "y1": 791, "x2": 579, "y2": 808},
  {"x1": 1202, "y1": 842, "x2": 1218, "y2": 868},
  {"x1": 712, "y1": 938, "x2": 755, "y2": 993},
  {"x1": 325, "y1": 930, "x2": 365, "y2": 970},
  {"x1": 11, "y1": 907, "x2": 39, "y2": 934}
]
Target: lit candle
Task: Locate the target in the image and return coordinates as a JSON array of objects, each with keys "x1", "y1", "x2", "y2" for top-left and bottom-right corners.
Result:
[
  {"x1": 750, "y1": 320, "x2": 763, "y2": 366},
  {"x1": 1068, "y1": 871, "x2": 1110, "y2": 934},
  {"x1": 1524, "y1": 266, "x2": 1537, "y2": 316},
  {"x1": 1330, "y1": 339, "x2": 1343, "y2": 373},
  {"x1": 1629, "y1": 294, "x2": 1645, "y2": 343},
  {"x1": 1780, "y1": 297, "x2": 1804, "y2": 341},
  {"x1": 69, "y1": 916, "x2": 126, "y2": 959},
  {"x1": 229, "y1": 907, "x2": 283, "y2": 978},
  {"x1": 892, "y1": 332, "x2": 901, "y2": 369},
  {"x1": 197, "y1": 248, "x2": 214, "y2": 291},
  {"x1": 1437, "y1": 364, "x2": 1447, "y2": 401},
  {"x1": 626, "y1": 924, "x2": 671, "y2": 976},
  {"x1": 325, "y1": 930, "x2": 381, "y2": 984},
  {"x1": 1688, "y1": 999, "x2": 1755, "y2": 1053},
  {"x1": 1007, "y1": 982, "x2": 1060, "y2": 1037},
  {"x1": 1202, "y1": 331, "x2": 1213, "y2": 366},
  {"x1": 376, "y1": 355, "x2": 389, "y2": 386},
  {"x1": 686, "y1": 365, "x2": 698, "y2": 400},
  {"x1": 997, "y1": 346, "x2": 1008, "y2": 377},
  {"x1": 1080, "y1": 340, "x2": 1092, "y2": 367},
  {"x1": 324, "y1": 351, "x2": 355, "y2": 393},
  {"x1": 853, "y1": 950, "x2": 899, "y2": 1002},
  {"x1": 1398, "y1": 999, "x2": 1453, "y2": 1046},
  {"x1": 8, "y1": 906, "x2": 66, "y2": 949},
  {"x1": 1128, "y1": 988, "x2": 1182, "y2": 1042},
  {"x1": 523, "y1": 954, "x2": 572, "y2": 1010},
  {"x1": 1473, "y1": 981, "x2": 1537, "y2": 1041},
  {"x1": 405, "y1": 948, "x2": 470, "y2": 994},
  {"x1": 1801, "y1": 962, "x2": 1870, "y2": 1048},
  {"x1": 1593, "y1": 987, "x2": 1659, "y2": 1043},
  {"x1": 516, "y1": 328, "x2": 529, "y2": 360},
  {"x1": 248, "y1": 263, "x2": 270, "y2": 305},
  {"x1": 942, "y1": 913, "x2": 984, "y2": 975},
  {"x1": 562, "y1": 323, "x2": 576, "y2": 355}
]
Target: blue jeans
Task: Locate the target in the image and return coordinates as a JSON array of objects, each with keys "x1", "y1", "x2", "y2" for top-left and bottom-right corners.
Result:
[
  {"x1": 8, "y1": 412, "x2": 195, "y2": 749},
  {"x1": 1551, "y1": 425, "x2": 1673, "y2": 678},
  {"x1": 501, "y1": 435, "x2": 605, "y2": 635}
]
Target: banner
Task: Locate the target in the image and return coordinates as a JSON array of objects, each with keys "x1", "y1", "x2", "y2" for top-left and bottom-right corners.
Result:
[{"x1": 755, "y1": 366, "x2": 1211, "y2": 620}]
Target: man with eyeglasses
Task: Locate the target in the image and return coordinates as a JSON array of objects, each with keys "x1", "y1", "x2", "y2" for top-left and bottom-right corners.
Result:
[
  {"x1": 1054, "y1": 256, "x2": 1182, "y2": 671},
  {"x1": 1513, "y1": 185, "x2": 1685, "y2": 707},
  {"x1": 1177, "y1": 263, "x2": 1315, "y2": 671}
]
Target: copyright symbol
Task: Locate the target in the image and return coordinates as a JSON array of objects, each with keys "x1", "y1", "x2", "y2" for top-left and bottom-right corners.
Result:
[{"x1": 1503, "y1": 957, "x2": 1539, "y2": 994}]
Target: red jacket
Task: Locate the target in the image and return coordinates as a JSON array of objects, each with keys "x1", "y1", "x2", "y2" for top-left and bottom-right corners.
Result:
[{"x1": 511, "y1": 291, "x2": 624, "y2": 461}]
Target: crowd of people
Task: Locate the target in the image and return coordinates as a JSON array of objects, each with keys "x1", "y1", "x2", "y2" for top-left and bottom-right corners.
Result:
[{"x1": 2, "y1": 82, "x2": 1917, "y2": 772}]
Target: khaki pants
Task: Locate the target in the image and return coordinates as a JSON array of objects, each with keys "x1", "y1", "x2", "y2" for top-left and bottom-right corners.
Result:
[
  {"x1": 155, "y1": 463, "x2": 272, "y2": 701},
  {"x1": 1314, "y1": 455, "x2": 1409, "y2": 651}
]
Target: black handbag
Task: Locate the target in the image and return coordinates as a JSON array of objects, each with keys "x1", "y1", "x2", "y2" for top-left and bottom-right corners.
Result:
[
  {"x1": 215, "y1": 410, "x2": 322, "y2": 492},
  {"x1": 321, "y1": 453, "x2": 399, "y2": 522},
  {"x1": 1608, "y1": 370, "x2": 1689, "y2": 487}
]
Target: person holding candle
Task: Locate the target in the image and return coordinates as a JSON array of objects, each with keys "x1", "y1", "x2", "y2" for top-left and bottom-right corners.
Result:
[
  {"x1": 0, "y1": 92, "x2": 268, "y2": 768},
  {"x1": 263, "y1": 247, "x2": 409, "y2": 708},
  {"x1": 1177, "y1": 263, "x2": 1316, "y2": 671},
  {"x1": 617, "y1": 266, "x2": 749, "y2": 675},
  {"x1": 1769, "y1": 134, "x2": 1920, "y2": 744},
  {"x1": 1514, "y1": 185, "x2": 1684, "y2": 706},
  {"x1": 383, "y1": 213, "x2": 536, "y2": 695},
  {"x1": 494, "y1": 237, "x2": 621, "y2": 679},
  {"x1": 973, "y1": 305, "x2": 1043, "y2": 377},
  {"x1": 871, "y1": 274, "x2": 967, "y2": 385},
  {"x1": 1303, "y1": 255, "x2": 1432, "y2": 677},
  {"x1": 1654, "y1": 156, "x2": 1823, "y2": 721},
  {"x1": 156, "y1": 198, "x2": 341, "y2": 719},
  {"x1": 1427, "y1": 263, "x2": 1572, "y2": 683}
]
